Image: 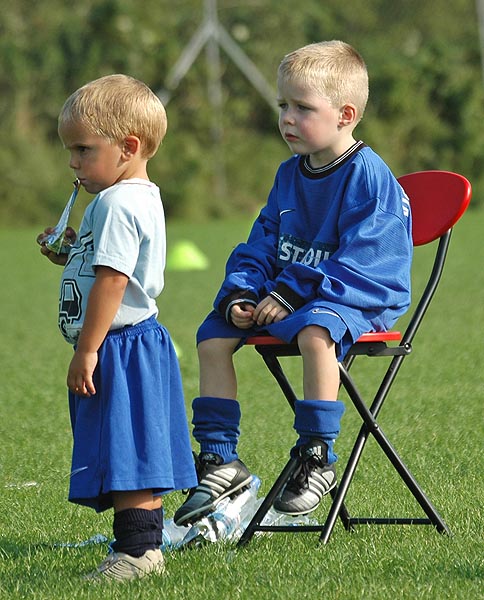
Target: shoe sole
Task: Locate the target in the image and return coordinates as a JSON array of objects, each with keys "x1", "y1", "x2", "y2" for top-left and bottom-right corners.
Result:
[
  {"x1": 273, "y1": 478, "x2": 337, "y2": 516},
  {"x1": 175, "y1": 475, "x2": 253, "y2": 526},
  {"x1": 84, "y1": 550, "x2": 165, "y2": 582}
]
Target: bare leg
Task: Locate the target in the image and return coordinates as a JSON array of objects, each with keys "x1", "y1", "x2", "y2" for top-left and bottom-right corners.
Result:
[
  {"x1": 113, "y1": 490, "x2": 162, "y2": 512},
  {"x1": 198, "y1": 337, "x2": 242, "y2": 399},
  {"x1": 297, "y1": 326, "x2": 339, "y2": 400}
]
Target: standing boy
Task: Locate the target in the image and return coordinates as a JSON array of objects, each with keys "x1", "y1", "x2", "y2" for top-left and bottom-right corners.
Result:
[
  {"x1": 174, "y1": 41, "x2": 412, "y2": 525},
  {"x1": 38, "y1": 74, "x2": 197, "y2": 581}
]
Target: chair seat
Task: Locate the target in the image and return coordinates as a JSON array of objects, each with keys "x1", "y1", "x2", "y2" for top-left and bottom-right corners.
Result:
[
  {"x1": 356, "y1": 331, "x2": 401, "y2": 343},
  {"x1": 246, "y1": 330, "x2": 402, "y2": 346}
]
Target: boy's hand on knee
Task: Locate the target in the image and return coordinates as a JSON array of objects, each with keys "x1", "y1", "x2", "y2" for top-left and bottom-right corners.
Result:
[
  {"x1": 253, "y1": 296, "x2": 289, "y2": 326},
  {"x1": 231, "y1": 303, "x2": 255, "y2": 329}
]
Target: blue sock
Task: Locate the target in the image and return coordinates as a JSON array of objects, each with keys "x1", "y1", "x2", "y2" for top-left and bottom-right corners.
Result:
[
  {"x1": 293, "y1": 399, "x2": 345, "y2": 464},
  {"x1": 192, "y1": 396, "x2": 241, "y2": 463}
]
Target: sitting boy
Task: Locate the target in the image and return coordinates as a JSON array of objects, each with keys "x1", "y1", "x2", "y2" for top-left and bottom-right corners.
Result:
[{"x1": 174, "y1": 40, "x2": 412, "y2": 525}]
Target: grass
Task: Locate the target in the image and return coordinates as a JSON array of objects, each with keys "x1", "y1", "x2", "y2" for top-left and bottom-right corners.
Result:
[{"x1": 0, "y1": 209, "x2": 483, "y2": 599}]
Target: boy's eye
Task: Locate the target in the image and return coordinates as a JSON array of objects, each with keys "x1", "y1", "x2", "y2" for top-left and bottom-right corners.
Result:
[
  {"x1": 277, "y1": 101, "x2": 311, "y2": 112},
  {"x1": 77, "y1": 146, "x2": 89, "y2": 154}
]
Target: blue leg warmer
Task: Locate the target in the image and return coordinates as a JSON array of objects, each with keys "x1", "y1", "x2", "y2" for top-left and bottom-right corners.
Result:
[
  {"x1": 293, "y1": 399, "x2": 345, "y2": 464},
  {"x1": 192, "y1": 396, "x2": 241, "y2": 463}
]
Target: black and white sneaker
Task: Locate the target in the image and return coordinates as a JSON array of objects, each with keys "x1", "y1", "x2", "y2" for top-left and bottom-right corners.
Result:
[
  {"x1": 273, "y1": 440, "x2": 336, "y2": 515},
  {"x1": 173, "y1": 453, "x2": 252, "y2": 526}
]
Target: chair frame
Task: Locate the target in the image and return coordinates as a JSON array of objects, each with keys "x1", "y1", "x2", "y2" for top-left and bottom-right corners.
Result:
[{"x1": 237, "y1": 170, "x2": 471, "y2": 546}]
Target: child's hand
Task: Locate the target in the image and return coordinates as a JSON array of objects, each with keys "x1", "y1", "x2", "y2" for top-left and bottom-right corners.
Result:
[
  {"x1": 37, "y1": 227, "x2": 77, "y2": 265},
  {"x1": 67, "y1": 349, "x2": 98, "y2": 397},
  {"x1": 253, "y1": 296, "x2": 289, "y2": 326},
  {"x1": 231, "y1": 303, "x2": 256, "y2": 329}
]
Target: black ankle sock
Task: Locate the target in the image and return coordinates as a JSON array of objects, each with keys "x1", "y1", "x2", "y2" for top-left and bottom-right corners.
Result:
[
  {"x1": 154, "y1": 506, "x2": 163, "y2": 547},
  {"x1": 112, "y1": 507, "x2": 162, "y2": 558}
]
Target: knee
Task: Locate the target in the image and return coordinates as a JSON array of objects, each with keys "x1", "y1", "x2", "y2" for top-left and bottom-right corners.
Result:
[
  {"x1": 297, "y1": 326, "x2": 334, "y2": 356},
  {"x1": 197, "y1": 338, "x2": 238, "y2": 364}
]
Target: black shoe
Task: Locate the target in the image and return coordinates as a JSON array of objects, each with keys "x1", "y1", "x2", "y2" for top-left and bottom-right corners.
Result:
[
  {"x1": 273, "y1": 440, "x2": 336, "y2": 515},
  {"x1": 173, "y1": 453, "x2": 252, "y2": 526}
]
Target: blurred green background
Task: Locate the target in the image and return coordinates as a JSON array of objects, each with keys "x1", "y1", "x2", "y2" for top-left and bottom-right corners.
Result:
[{"x1": 1, "y1": 0, "x2": 483, "y2": 226}]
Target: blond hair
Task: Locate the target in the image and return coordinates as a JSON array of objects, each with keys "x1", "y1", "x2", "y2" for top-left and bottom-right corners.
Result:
[
  {"x1": 58, "y1": 74, "x2": 167, "y2": 159},
  {"x1": 278, "y1": 41, "x2": 369, "y2": 121}
]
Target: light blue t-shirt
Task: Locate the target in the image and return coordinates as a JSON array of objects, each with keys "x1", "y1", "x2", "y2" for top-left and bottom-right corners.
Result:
[{"x1": 59, "y1": 179, "x2": 165, "y2": 344}]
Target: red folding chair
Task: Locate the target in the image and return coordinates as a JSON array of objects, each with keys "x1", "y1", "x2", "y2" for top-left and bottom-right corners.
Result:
[{"x1": 237, "y1": 170, "x2": 472, "y2": 546}]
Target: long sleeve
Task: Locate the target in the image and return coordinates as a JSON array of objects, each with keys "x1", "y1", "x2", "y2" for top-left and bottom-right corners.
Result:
[
  {"x1": 213, "y1": 145, "x2": 412, "y2": 335},
  {"x1": 214, "y1": 176, "x2": 282, "y2": 312}
]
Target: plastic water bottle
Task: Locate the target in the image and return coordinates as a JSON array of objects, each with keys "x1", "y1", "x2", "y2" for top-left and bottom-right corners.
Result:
[
  {"x1": 161, "y1": 475, "x2": 318, "y2": 549},
  {"x1": 213, "y1": 475, "x2": 262, "y2": 541},
  {"x1": 161, "y1": 520, "x2": 191, "y2": 551},
  {"x1": 177, "y1": 475, "x2": 261, "y2": 547},
  {"x1": 260, "y1": 506, "x2": 318, "y2": 528}
]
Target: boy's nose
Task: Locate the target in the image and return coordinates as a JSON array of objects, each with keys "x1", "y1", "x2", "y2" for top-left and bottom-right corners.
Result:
[{"x1": 282, "y1": 110, "x2": 295, "y2": 125}]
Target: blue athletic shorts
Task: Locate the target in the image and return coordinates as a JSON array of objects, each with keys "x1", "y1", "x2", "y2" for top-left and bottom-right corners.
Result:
[
  {"x1": 197, "y1": 300, "x2": 352, "y2": 360},
  {"x1": 68, "y1": 317, "x2": 197, "y2": 512}
]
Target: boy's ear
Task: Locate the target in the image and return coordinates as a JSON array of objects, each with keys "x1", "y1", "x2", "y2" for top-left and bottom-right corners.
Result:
[
  {"x1": 338, "y1": 103, "x2": 358, "y2": 127},
  {"x1": 122, "y1": 135, "x2": 141, "y2": 157}
]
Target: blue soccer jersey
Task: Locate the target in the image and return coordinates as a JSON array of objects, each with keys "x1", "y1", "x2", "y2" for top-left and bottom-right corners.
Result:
[{"x1": 213, "y1": 142, "x2": 412, "y2": 348}]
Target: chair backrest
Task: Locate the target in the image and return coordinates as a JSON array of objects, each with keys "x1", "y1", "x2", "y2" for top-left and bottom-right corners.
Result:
[
  {"x1": 397, "y1": 170, "x2": 472, "y2": 247},
  {"x1": 396, "y1": 170, "x2": 471, "y2": 346}
]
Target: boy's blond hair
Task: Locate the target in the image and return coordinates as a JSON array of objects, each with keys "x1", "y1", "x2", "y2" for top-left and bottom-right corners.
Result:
[
  {"x1": 58, "y1": 74, "x2": 167, "y2": 159},
  {"x1": 278, "y1": 40, "x2": 369, "y2": 122}
]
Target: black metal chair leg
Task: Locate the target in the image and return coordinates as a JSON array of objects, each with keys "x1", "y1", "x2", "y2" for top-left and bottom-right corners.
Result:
[
  {"x1": 237, "y1": 457, "x2": 299, "y2": 547},
  {"x1": 320, "y1": 426, "x2": 370, "y2": 543},
  {"x1": 260, "y1": 352, "x2": 298, "y2": 410},
  {"x1": 368, "y1": 423, "x2": 450, "y2": 534},
  {"x1": 319, "y1": 365, "x2": 451, "y2": 543}
]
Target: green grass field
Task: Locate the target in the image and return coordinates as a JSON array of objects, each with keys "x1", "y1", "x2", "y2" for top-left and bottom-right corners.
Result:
[{"x1": 0, "y1": 211, "x2": 483, "y2": 599}]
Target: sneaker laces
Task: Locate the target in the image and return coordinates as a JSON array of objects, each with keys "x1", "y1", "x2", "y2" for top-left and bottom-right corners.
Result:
[
  {"x1": 286, "y1": 444, "x2": 326, "y2": 493},
  {"x1": 181, "y1": 452, "x2": 223, "y2": 496},
  {"x1": 199, "y1": 452, "x2": 223, "y2": 467}
]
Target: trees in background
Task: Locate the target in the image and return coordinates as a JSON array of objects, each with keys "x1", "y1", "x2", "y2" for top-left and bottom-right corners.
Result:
[{"x1": 1, "y1": 0, "x2": 482, "y2": 224}]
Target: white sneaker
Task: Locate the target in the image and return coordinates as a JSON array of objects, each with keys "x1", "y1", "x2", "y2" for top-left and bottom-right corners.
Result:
[
  {"x1": 85, "y1": 548, "x2": 165, "y2": 582},
  {"x1": 274, "y1": 440, "x2": 336, "y2": 515}
]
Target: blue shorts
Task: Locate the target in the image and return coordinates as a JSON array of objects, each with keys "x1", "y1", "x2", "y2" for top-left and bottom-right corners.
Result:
[
  {"x1": 68, "y1": 317, "x2": 197, "y2": 512},
  {"x1": 197, "y1": 300, "x2": 352, "y2": 360}
]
